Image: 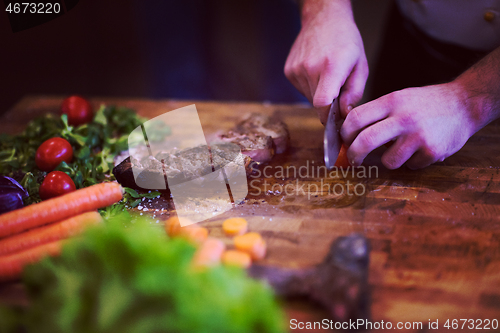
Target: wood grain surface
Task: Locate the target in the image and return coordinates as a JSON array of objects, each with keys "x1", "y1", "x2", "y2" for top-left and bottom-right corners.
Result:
[{"x1": 1, "y1": 96, "x2": 500, "y2": 332}]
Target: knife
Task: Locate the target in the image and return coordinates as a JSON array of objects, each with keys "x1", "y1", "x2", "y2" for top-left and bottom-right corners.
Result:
[{"x1": 324, "y1": 97, "x2": 342, "y2": 169}]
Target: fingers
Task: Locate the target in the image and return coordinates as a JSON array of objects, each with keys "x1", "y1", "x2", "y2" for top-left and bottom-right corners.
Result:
[
  {"x1": 339, "y1": 60, "x2": 369, "y2": 118},
  {"x1": 313, "y1": 63, "x2": 341, "y2": 108},
  {"x1": 381, "y1": 136, "x2": 420, "y2": 169},
  {"x1": 405, "y1": 147, "x2": 440, "y2": 170},
  {"x1": 316, "y1": 105, "x2": 330, "y2": 125},
  {"x1": 313, "y1": 57, "x2": 363, "y2": 124},
  {"x1": 284, "y1": 62, "x2": 314, "y2": 103},
  {"x1": 313, "y1": 66, "x2": 338, "y2": 124},
  {"x1": 347, "y1": 118, "x2": 402, "y2": 166},
  {"x1": 340, "y1": 98, "x2": 391, "y2": 146}
]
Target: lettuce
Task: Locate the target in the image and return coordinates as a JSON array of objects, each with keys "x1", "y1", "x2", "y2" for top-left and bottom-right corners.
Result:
[{"x1": 15, "y1": 215, "x2": 285, "y2": 333}]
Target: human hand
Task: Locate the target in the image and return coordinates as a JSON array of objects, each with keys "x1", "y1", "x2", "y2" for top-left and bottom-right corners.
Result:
[
  {"x1": 284, "y1": 0, "x2": 369, "y2": 124},
  {"x1": 340, "y1": 83, "x2": 480, "y2": 169}
]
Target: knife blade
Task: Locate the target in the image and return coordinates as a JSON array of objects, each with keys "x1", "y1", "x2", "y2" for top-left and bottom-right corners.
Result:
[{"x1": 324, "y1": 97, "x2": 342, "y2": 169}]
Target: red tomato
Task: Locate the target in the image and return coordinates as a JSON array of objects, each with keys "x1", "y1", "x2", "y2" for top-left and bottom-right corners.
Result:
[
  {"x1": 35, "y1": 137, "x2": 73, "y2": 172},
  {"x1": 60, "y1": 95, "x2": 94, "y2": 126},
  {"x1": 39, "y1": 171, "x2": 76, "y2": 200}
]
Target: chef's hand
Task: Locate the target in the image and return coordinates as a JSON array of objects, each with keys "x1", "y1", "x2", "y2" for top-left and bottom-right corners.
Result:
[
  {"x1": 340, "y1": 47, "x2": 500, "y2": 169},
  {"x1": 341, "y1": 45, "x2": 500, "y2": 169},
  {"x1": 285, "y1": 0, "x2": 369, "y2": 124},
  {"x1": 341, "y1": 83, "x2": 479, "y2": 169}
]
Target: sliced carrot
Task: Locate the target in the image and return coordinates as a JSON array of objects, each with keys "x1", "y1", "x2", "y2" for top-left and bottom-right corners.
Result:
[
  {"x1": 222, "y1": 249, "x2": 252, "y2": 269},
  {"x1": 0, "y1": 182, "x2": 122, "y2": 239},
  {"x1": 222, "y1": 217, "x2": 248, "y2": 236},
  {"x1": 179, "y1": 226, "x2": 208, "y2": 245},
  {"x1": 165, "y1": 216, "x2": 207, "y2": 244},
  {"x1": 192, "y1": 237, "x2": 226, "y2": 268},
  {"x1": 234, "y1": 232, "x2": 267, "y2": 261},
  {"x1": 0, "y1": 211, "x2": 101, "y2": 256},
  {"x1": 334, "y1": 144, "x2": 351, "y2": 168},
  {"x1": 165, "y1": 216, "x2": 182, "y2": 237},
  {"x1": 0, "y1": 240, "x2": 63, "y2": 282}
]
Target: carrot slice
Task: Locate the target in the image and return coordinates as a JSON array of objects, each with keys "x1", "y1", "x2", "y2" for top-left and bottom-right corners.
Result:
[
  {"x1": 192, "y1": 237, "x2": 226, "y2": 268},
  {"x1": 234, "y1": 232, "x2": 267, "y2": 260},
  {"x1": 179, "y1": 226, "x2": 208, "y2": 245},
  {"x1": 222, "y1": 249, "x2": 252, "y2": 269},
  {"x1": 222, "y1": 217, "x2": 248, "y2": 236},
  {"x1": 165, "y1": 216, "x2": 183, "y2": 237},
  {"x1": 334, "y1": 144, "x2": 351, "y2": 168},
  {"x1": 0, "y1": 211, "x2": 101, "y2": 256},
  {"x1": 0, "y1": 182, "x2": 122, "y2": 239},
  {"x1": 0, "y1": 240, "x2": 63, "y2": 282}
]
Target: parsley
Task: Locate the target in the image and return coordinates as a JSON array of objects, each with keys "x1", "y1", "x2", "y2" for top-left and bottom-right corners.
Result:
[{"x1": 99, "y1": 187, "x2": 161, "y2": 220}]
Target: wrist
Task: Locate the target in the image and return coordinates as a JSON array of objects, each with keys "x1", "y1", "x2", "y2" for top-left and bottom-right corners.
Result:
[
  {"x1": 451, "y1": 47, "x2": 500, "y2": 135},
  {"x1": 452, "y1": 74, "x2": 500, "y2": 136},
  {"x1": 299, "y1": 0, "x2": 353, "y2": 26}
]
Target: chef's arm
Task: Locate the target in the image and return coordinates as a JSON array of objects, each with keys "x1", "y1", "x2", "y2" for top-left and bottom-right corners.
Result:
[
  {"x1": 454, "y1": 46, "x2": 500, "y2": 133},
  {"x1": 284, "y1": 0, "x2": 369, "y2": 124},
  {"x1": 340, "y1": 46, "x2": 500, "y2": 170}
]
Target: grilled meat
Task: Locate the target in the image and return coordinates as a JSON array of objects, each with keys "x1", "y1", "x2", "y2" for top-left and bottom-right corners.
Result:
[
  {"x1": 235, "y1": 113, "x2": 290, "y2": 154},
  {"x1": 113, "y1": 143, "x2": 256, "y2": 192},
  {"x1": 216, "y1": 113, "x2": 290, "y2": 163},
  {"x1": 217, "y1": 132, "x2": 275, "y2": 164},
  {"x1": 113, "y1": 112, "x2": 288, "y2": 191}
]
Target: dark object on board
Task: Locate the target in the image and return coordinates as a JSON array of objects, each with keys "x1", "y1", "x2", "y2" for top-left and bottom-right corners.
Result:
[{"x1": 248, "y1": 234, "x2": 370, "y2": 330}]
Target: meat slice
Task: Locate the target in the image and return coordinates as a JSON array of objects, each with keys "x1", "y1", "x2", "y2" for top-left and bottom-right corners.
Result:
[
  {"x1": 113, "y1": 143, "x2": 256, "y2": 192},
  {"x1": 217, "y1": 131, "x2": 275, "y2": 164},
  {"x1": 113, "y1": 112, "x2": 289, "y2": 191},
  {"x1": 215, "y1": 113, "x2": 290, "y2": 163},
  {"x1": 235, "y1": 113, "x2": 290, "y2": 154}
]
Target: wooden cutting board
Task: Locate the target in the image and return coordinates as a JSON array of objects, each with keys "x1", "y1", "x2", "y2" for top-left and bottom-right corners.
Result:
[{"x1": 1, "y1": 96, "x2": 500, "y2": 331}]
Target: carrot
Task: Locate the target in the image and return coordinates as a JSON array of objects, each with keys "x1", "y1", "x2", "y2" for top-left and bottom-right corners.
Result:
[
  {"x1": 0, "y1": 211, "x2": 101, "y2": 256},
  {"x1": 179, "y1": 226, "x2": 208, "y2": 245},
  {"x1": 165, "y1": 216, "x2": 208, "y2": 244},
  {"x1": 192, "y1": 237, "x2": 226, "y2": 268},
  {"x1": 222, "y1": 250, "x2": 252, "y2": 269},
  {"x1": 234, "y1": 232, "x2": 267, "y2": 261},
  {"x1": 0, "y1": 240, "x2": 63, "y2": 282},
  {"x1": 334, "y1": 144, "x2": 351, "y2": 168},
  {"x1": 0, "y1": 182, "x2": 122, "y2": 239},
  {"x1": 222, "y1": 217, "x2": 248, "y2": 236},
  {"x1": 165, "y1": 216, "x2": 183, "y2": 237}
]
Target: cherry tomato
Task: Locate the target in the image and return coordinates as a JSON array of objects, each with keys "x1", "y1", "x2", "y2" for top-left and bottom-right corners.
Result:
[
  {"x1": 39, "y1": 171, "x2": 76, "y2": 200},
  {"x1": 35, "y1": 137, "x2": 73, "y2": 172},
  {"x1": 60, "y1": 95, "x2": 94, "y2": 126}
]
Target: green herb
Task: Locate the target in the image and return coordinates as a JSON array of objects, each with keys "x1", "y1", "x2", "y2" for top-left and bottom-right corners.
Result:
[
  {"x1": 99, "y1": 187, "x2": 161, "y2": 220},
  {"x1": 0, "y1": 105, "x2": 148, "y2": 203},
  {"x1": 8, "y1": 215, "x2": 286, "y2": 333}
]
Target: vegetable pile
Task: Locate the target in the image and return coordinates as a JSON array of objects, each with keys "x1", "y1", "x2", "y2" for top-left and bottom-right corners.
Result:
[
  {"x1": 0, "y1": 97, "x2": 145, "y2": 204},
  {"x1": 0, "y1": 214, "x2": 286, "y2": 333}
]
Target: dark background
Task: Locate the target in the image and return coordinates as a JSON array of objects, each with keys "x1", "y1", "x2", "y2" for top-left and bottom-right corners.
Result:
[{"x1": 0, "y1": 0, "x2": 392, "y2": 116}]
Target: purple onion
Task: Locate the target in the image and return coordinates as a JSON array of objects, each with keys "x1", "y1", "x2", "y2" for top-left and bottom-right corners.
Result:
[{"x1": 0, "y1": 176, "x2": 29, "y2": 214}]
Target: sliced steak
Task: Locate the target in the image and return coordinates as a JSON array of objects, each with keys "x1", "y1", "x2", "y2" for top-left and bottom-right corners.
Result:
[
  {"x1": 113, "y1": 112, "x2": 288, "y2": 191},
  {"x1": 235, "y1": 113, "x2": 290, "y2": 154},
  {"x1": 217, "y1": 131, "x2": 275, "y2": 164},
  {"x1": 113, "y1": 143, "x2": 256, "y2": 192}
]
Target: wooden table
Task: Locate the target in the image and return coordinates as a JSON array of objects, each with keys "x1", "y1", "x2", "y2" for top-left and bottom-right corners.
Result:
[{"x1": 1, "y1": 96, "x2": 500, "y2": 331}]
